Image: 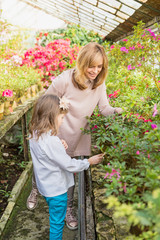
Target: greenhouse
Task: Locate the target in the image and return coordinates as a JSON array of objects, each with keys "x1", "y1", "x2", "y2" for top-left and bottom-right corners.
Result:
[{"x1": 0, "y1": 0, "x2": 160, "y2": 239}]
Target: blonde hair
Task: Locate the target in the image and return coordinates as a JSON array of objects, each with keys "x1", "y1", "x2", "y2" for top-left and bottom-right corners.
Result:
[
  {"x1": 29, "y1": 94, "x2": 68, "y2": 140},
  {"x1": 73, "y1": 42, "x2": 108, "y2": 90}
]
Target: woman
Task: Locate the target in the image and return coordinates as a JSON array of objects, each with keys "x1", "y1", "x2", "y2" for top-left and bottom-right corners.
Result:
[{"x1": 27, "y1": 42, "x2": 122, "y2": 230}]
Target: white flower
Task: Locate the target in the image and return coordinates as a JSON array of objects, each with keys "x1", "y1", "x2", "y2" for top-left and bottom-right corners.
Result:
[{"x1": 59, "y1": 96, "x2": 69, "y2": 110}]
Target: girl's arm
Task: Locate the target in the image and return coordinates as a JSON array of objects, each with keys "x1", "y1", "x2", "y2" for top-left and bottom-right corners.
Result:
[
  {"x1": 97, "y1": 82, "x2": 123, "y2": 116},
  {"x1": 42, "y1": 137, "x2": 90, "y2": 172}
]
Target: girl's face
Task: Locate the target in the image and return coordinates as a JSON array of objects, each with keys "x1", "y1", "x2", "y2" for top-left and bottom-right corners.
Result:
[
  {"x1": 57, "y1": 113, "x2": 65, "y2": 129},
  {"x1": 85, "y1": 56, "x2": 103, "y2": 81}
]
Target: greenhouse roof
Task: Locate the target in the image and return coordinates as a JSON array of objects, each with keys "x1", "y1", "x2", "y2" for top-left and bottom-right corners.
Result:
[{"x1": 20, "y1": 0, "x2": 160, "y2": 41}]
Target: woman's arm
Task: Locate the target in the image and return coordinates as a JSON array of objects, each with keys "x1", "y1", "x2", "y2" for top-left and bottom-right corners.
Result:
[{"x1": 97, "y1": 82, "x2": 122, "y2": 116}]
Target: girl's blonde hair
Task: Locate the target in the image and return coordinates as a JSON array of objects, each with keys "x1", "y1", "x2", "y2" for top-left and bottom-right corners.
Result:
[
  {"x1": 73, "y1": 42, "x2": 108, "y2": 90},
  {"x1": 29, "y1": 94, "x2": 68, "y2": 140}
]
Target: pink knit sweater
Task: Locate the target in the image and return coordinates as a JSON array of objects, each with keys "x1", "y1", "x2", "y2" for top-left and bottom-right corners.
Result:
[{"x1": 45, "y1": 68, "x2": 115, "y2": 157}]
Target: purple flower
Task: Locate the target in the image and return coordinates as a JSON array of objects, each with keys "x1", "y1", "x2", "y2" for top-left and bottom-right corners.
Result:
[{"x1": 151, "y1": 124, "x2": 157, "y2": 129}]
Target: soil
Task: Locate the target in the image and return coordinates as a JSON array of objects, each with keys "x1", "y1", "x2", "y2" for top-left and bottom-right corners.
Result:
[{"x1": 0, "y1": 144, "x2": 28, "y2": 218}]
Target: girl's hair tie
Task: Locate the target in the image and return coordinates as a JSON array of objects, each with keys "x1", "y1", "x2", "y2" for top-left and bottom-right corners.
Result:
[{"x1": 59, "y1": 96, "x2": 70, "y2": 110}]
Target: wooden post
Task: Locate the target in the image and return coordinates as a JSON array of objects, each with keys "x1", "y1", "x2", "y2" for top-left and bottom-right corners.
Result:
[{"x1": 21, "y1": 113, "x2": 29, "y2": 162}]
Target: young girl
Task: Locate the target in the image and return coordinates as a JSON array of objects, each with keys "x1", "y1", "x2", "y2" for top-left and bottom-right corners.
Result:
[{"x1": 29, "y1": 94, "x2": 104, "y2": 240}]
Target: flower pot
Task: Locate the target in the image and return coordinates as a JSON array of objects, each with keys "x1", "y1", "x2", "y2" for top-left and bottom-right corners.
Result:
[
  {"x1": 0, "y1": 103, "x2": 4, "y2": 120},
  {"x1": 37, "y1": 81, "x2": 43, "y2": 91},
  {"x1": 31, "y1": 85, "x2": 38, "y2": 97},
  {"x1": 19, "y1": 95, "x2": 26, "y2": 104},
  {"x1": 25, "y1": 87, "x2": 32, "y2": 99},
  {"x1": 12, "y1": 100, "x2": 17, "y2": 110},
  {"x1": 4, "y1": 101, "x2": 12, "y2": 116}
]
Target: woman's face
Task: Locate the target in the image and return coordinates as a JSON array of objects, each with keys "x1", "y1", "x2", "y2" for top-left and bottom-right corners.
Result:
[{"x1": 85, "y1": 55, "x2": 103, "y2": 81}]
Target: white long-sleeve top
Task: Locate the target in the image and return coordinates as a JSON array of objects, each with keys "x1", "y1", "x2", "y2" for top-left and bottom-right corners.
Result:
[{"x1": 29, "y1": 132, "x2": 90, "y2": 197}]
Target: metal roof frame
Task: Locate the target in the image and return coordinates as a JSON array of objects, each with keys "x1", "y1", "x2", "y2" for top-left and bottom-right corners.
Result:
[{"x1": 19, "y1": 0, "x2": 160, "y2": 40}]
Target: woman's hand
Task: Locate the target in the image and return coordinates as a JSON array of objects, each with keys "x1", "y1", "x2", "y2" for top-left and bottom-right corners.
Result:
[
  {"x1": 88, "y1": 153, "x2": 105, "y2": 165},
  {"x1": 114, "y1": 107, "x2": 123, "y2": 114},
  {"x1": 61, "y1": 139, "x2": 68, "y2": 150}
]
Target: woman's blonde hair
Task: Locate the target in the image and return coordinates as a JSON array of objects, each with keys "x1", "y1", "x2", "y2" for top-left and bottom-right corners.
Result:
[
  {"x1": 29, "y1": 94, "x2": 68, "y2": 140},
  {"x1": 73, "y1": 42, "x2": 108, "y2": 90}
]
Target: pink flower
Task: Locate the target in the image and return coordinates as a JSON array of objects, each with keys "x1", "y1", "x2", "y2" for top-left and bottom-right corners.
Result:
[
  {"x1": 127, "y1": 65, "x2": 132, "y2": 70},
  {"x1": 151, "y1": 124, "x2": 157, "y2": 129},
  {"x1": 152, "y1": 104, "x2": 158, "y2": 117},
  {"x1": 148, "y1": 154, "x2": 150, "y2": 159},
  {"x1": 104, "y1": 168, "x2": 120, "y2": 180},
  {"x1": 143, "y1": 130, "x2": 149, "y2": 134},
  {"x1": 136, "y1": 151, "x2": 140, "y2": 155},
  {"x1": 110, "y1": 45, "x2": 115, "y2": 49},
  {"x1": 146, "y1": 29, "x2": 156, "y2": 37},
  {"x1": 104, "y1": 168, "x2": 127, "y2": 193},
  {"x1": 140, "y1": 97, "x2": 145, "y2": 101},
  {"x1": 123, "y1": 183, "x2": 127, "y2": 193},
  {"x1": 120, "y1": 47, "x2": 128, "y2": 53},
  {"x1": 127, "y1": 65, "x2": 135, "y2": 70},
  {"x1": 122, "y1": 39, "x2": 128, "y2": 42},
  {"x1": 2, "y1": 89, "x2": 13, "y2": 97},
  {"x1": 129, "y1": 46, "x2": 135, "y2": 50}
]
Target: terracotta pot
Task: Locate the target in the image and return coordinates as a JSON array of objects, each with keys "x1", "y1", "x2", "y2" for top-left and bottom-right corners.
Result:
[
  {"x1": 19, "y1": 95, "x2": 26, "y2": 104},
  {"x1": 12, "y1": 100, "x2": 17, "y2": 110},
  {"x1": 0, "y1": 103, "x2": 4, "y2": 120},
  {"x1": 26, "y1": 87, "x2": 32, "y2": 99},
  {"x1": 31, "y1": 85, "x2": 38, "y2": 97},
  {"x1": 4, "y1": 101, "x2": 12, "y2": 116},
  {"x1": 37, "y1": 81, "x2": 43, "y2": 91}
]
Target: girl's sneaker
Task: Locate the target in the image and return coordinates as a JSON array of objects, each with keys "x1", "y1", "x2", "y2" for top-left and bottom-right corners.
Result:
[
  {"x1": 27, "y1": 188, "x2": 38, "y2": 210},
  {"x1": 66, "y1": 207, "x2": 78, "y2": 230}
]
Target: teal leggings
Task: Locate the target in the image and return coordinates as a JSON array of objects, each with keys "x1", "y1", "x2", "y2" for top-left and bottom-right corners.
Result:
[{"x1": 44, "y1": 192, "x2": 67, "y2": 240}]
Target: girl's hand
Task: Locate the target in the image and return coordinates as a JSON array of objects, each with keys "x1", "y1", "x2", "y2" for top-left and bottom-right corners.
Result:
[
  {"x1": 88, "y1": 153, "x2": 105, "y2": 165},
  {"x1": 61, "y1": 139, "x2": 68, "y2": 150}
]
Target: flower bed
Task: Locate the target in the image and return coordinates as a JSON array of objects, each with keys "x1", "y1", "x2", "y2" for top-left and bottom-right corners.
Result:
[
  {"x1": 0, "y1": 22, "x2": 80, "y2": 120},
  {"x1": 21, "y1": 38, "x2": 79, "y2": 88},
  {"x1": 84, "y1": 22, "x2": 160, "y2": 239}
]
